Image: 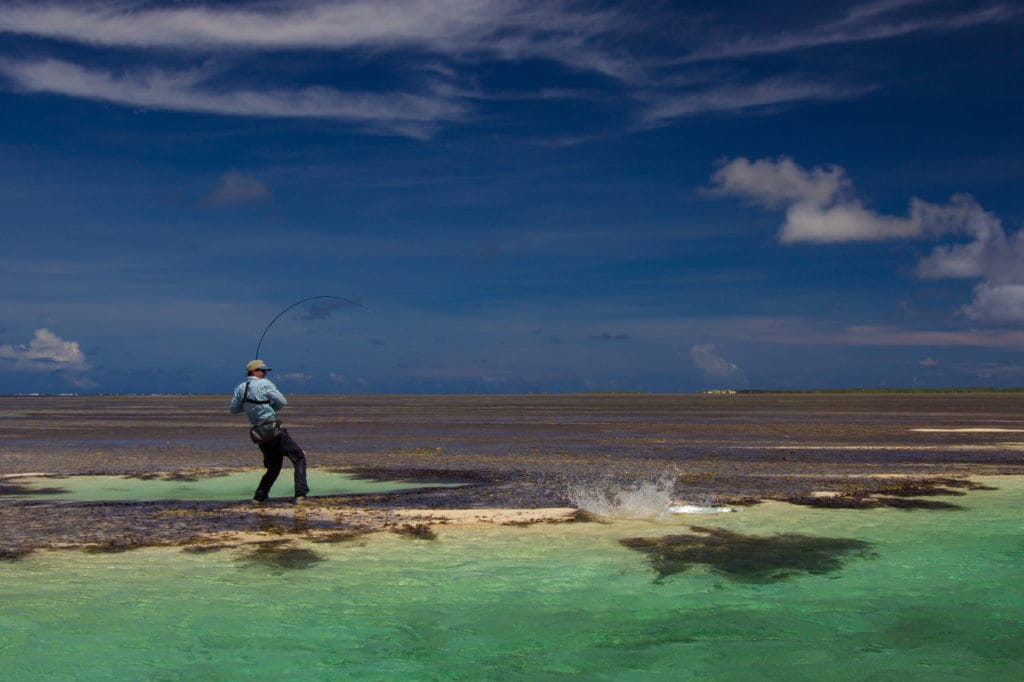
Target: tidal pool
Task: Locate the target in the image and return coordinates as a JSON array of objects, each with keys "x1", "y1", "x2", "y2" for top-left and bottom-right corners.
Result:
[
  {"x1": 0, "y1": 470, "x2": 461, "y2": 503},
  {"x1": 1, "y1": 477, "x2": 1021, "y2": 680}
]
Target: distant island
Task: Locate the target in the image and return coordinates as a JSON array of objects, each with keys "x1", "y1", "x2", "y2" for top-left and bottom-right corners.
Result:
[{"x1": 733, "y1": 387, "x2": 1024, "y2": 394}]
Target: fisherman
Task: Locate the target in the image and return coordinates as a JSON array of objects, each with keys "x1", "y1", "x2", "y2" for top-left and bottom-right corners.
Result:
[{"x1": 229, "y1": 359, "x2": 309, "y2": 504}]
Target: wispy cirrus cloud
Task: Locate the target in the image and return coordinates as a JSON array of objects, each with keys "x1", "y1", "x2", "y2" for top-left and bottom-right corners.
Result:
[
  {"x1": 832, "y1": 326, "x2": 1024, "y2": 349},
  {"x1": 0, "y1": 0, "x2": 622, "y2": 135},
  {"x1": 682, "y1": 0, "x2": 1013, "y2": 63},
  {"x1": 0, "y1": 58, "x2": 465, "y2": 137},
  {"x1": 1, "y1": 1, "x2": 1005, "y2": 65},
  {"x1": 0, "y1": 0, "x2": 620, "y2": 57},
  {"x1": 639, "y1": 77, "x2": 874, "y2": 125},
  {"x1": 0, "y1": 1, "x2": 1011, "y2": 135},
  {"x1": 0, "y1": 0, "x2": 635, "y2": 83}
]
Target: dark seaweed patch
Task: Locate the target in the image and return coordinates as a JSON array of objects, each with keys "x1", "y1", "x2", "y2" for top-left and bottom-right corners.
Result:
[
  {"x1": 0, "y1": 482, "x2": 69, "y2": 496},
  {"x1": 781, "y1": 476, "x2": 995, "y2": 510},
  {"x1": 919, "y1": 478, "x2": 996, "y2": 492},
  {"x1": 873, "y1": 478, "x2": 972, "y2": 497},
  {"x1": 309, "y1": 530, "x2": 365, "y2": 544},
  {"x1": 620, "y1": 526, "x2": 873, "y2": 583},
  {"x1": 240, "y1": 540, "x2": 325, "y2": 570},
  {"x1": 0, "y1": 547, "x2": 34, "y2": 561},
  {"x1": 876, "y1": 497, "x2": 963, "y2": 510},
  {"x1": 256, "y1": 512, "x2": 312, "y2": 535},
  {"x1": 390, "y1": 523, "x2": 438, "y2": 540},
  {"x1": 785, "y1": 495, "x2": 963, "y2": 510},
  {"x1": 181, "y1": 543, "x2": 229, "y2": 554},
  {"x1": 127, "y1": 469, "x2": 232, "y2": 482},
  {"x1": 83, "y1": 536, "x2": 149, "y2": 553},
  {"x1": 568, "y1": 509, "x2": 606, "y2": 523},
  {"x1": 131, "y1": 472, "x2": 199, "y2": 482}
]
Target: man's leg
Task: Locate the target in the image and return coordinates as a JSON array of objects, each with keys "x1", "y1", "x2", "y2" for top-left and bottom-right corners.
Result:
[
  {"x1": 254, "y1": 442, "x2": 285, "y2": 501},
  {"x1": 278, "y1": 429, "x2": 309, "y2": 498}
]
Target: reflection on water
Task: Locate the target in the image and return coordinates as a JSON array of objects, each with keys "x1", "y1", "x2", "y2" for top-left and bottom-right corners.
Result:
[{"x1": 1, "y1": 477, "x2": 1021, "y2": 680}]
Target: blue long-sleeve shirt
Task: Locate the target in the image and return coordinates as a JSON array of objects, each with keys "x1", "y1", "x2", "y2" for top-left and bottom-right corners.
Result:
[{"x1": 229, "y1": 377, "x2": 288, "y2": 425}]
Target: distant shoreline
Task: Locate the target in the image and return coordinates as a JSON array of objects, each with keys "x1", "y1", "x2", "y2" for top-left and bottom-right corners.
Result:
[{"x1": 734, "y1": 387, "x2": 1024, "y2": 395}]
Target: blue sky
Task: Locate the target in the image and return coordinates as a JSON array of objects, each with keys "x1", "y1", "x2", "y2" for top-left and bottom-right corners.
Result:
[{"x1": 1, "y1": 0, "x2": 1022, "y2": 394}]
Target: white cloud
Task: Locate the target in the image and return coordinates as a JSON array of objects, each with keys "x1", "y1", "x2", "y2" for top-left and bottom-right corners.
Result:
[
  {"x1": 682, "y1": 1, "x2": 1011, "y2": 63},
  {"x1": 640, "y1": 78, "x2": 873, "y2": 126},
  {"x1": 0, "y1": 1, "x2": 616, "y2": 56},
  {"x1": 690, "y1": 343, "x2": 746, "y2": 385},
  {"x1": 711, "y1": 156, "x2": 1024, "y2": 323},
  {"x1": 203, "y1": 171, "x2": 271, "y2": 206},
  {"x1": 1, "y1": 1, "x2": 1006, "y2": 69},
  {"x1": 0, "y1": 1, "x2": 630, "y2": 133},
  {"x1": 961, "y1": 283, "x2": 1024, "y2": 323},
  {"x1": 0, "y1": 58, "x2": 464, "y2": 137},
  {"x1": 710, "y1": 156, "x2": 920, "y2": 242},
  {"x1": 0, "y1": 329, "x2": 88, "y2": 371},
  {"x1": 912, "y1": 196, "x2": 1024, "y2": 323},
  {"x1": 0, "y1": 1, "x2": 1007, "y2": 134},
  {"x1": 914, "y1": 195, "x2": 1015, "y2": 279},
  {"x1": 0, "y1": 1, "x2": 634, "y2": 87}
]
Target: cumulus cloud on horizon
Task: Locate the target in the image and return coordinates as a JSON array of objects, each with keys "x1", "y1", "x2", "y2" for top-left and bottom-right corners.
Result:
[
  {"x1": 0, "y1": 328, "x2": 88, "y2": 371},
  {"x1": 710, "y1": 156, "x2": 1024, "y2": 323},
  {"x1": 690, "y1": 343, "x2": 746, "y2": 386}
]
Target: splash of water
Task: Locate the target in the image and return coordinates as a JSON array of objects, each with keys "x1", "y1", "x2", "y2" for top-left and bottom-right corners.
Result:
[
  {"x1": 668, "y1": 504, "x2": 736, "y2": 514},
  {"x1": 566, "y1": 475, "x2": 678, "y2": 520}
]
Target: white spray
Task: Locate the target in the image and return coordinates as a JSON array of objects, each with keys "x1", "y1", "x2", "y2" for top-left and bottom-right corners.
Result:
[
  {"x1": 566, "y1": 474, "x2": 679, "y2": 520},
  {"x1": 566, "y1": 472, "x2": 737, "y2": 519}
]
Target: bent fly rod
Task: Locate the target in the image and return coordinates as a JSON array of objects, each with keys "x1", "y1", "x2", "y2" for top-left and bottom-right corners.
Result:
[{"x1": 255, "y1": 295, "x2": 370, "y2": 359}]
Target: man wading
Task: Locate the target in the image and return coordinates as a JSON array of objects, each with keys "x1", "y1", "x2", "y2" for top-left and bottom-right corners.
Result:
[{"x1": 230, "y1": 359, "x2": 309, "y2": 504}]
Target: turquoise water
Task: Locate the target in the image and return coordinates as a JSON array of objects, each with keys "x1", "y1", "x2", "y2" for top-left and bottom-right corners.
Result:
[
  {"x1": 1, "y1": 471, "x2": 460, "y2": 502},
  {"x1": 2, "y1": 477, "x2": 1022, "y2": 681}
]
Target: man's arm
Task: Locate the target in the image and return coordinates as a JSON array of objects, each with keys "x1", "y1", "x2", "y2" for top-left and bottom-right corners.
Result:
[
  {"x1": 229, "y1": 385, "x2": 244, "y2": 414},
  {"x1": 263, "y1": 382, "x2": 288, "y2": 411}
]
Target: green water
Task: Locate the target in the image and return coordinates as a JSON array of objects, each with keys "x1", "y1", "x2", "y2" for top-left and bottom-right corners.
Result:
[
  {"x1": 2, "y1": 478, "x2": 1021, "y2": 681},
  {"x1": 1, "y1": 471, "x2": 460, "y2": 502}
]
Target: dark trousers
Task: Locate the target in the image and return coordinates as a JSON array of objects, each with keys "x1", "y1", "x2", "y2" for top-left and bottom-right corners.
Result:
[{"x1": 254, "y1": 428, "x2": 309, "y2": 500}]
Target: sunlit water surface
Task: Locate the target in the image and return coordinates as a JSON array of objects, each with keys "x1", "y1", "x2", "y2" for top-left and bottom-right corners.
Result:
[{"x1": 2, "y1": 477, "x2": 1021, "y2": 681}]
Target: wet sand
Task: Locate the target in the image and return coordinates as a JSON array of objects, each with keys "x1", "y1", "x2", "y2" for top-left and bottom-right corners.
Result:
[{"x1": 2, "y1": 393, "x2": 1023, "y2": 556}]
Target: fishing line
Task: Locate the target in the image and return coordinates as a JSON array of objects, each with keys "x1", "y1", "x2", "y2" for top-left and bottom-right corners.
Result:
[{"x1": 255, "y1": 295, "x2": 370, "y2": 359}]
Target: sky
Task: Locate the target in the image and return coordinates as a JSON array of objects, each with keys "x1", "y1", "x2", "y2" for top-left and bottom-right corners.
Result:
[{"x1": 1, "y1": 0, "x2": 1023, "y2": 394}]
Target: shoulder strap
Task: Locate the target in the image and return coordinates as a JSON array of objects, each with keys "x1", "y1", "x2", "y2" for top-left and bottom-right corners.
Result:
[{"x1": 242, "y1": 379, "x2": 271, "y2": 405}]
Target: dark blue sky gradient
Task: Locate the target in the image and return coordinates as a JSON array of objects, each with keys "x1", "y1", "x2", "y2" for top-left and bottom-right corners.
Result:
[{"x1": 1, "y1": 0, "x2": 1022, "y2": 394}]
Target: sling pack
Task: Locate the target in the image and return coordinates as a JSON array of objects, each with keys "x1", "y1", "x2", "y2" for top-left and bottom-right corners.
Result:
[{"x1": 242, "y1": 380, "x2": 282, "y2": 444}]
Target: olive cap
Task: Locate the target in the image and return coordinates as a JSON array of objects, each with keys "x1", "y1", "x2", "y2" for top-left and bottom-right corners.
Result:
[{"x1": 246, "y1": 359, "x2": 272, "y2": 373}]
